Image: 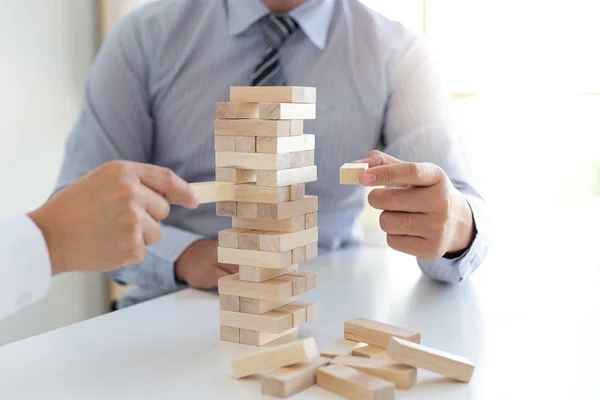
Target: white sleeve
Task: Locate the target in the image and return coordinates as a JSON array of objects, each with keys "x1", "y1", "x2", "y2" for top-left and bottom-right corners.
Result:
[{"x1": 0, "y1": 214, "x2": 52, "y2": 320}]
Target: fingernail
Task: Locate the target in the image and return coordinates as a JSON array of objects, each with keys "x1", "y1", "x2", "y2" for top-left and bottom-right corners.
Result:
[{"x1": 363, "y1": 173, "x2": 376, "y2": 184}]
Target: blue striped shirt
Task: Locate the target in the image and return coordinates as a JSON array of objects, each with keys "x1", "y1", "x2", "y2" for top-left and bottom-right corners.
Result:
[{"x1": 57, "y1": 0, "x2": 490, "y2": 307}]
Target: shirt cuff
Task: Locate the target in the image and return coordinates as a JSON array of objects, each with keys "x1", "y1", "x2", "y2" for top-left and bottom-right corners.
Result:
[
  {"x1": 0, "y1": 215, "x2": 52, "y2": 319},
  {"x1": 417, "y1": 194, "x2": 490, "y2": 283}
]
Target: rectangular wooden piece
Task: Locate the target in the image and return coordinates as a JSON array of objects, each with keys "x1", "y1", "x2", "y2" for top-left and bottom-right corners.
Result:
[
  {"x1": 190, "y1": 181, "x2": 234, "y2": 203},
  {"x1": 261, "y1": 357, "x2": 331, "y2": 398},
  {"x1": 340, "y1": 163, "x2": 369, "y2": 184},
  {"x1": 317, "y1": 363, "x2": 395, "y2": 400},
  {"x1": 230, "y1": 86, "x2": 316, "y2": 104},
  {"x1": 331, "y1": 356, "x2": 417, "y2": 390},
  {"x1": 344, "y1": 318, "x2": 421, "y2": 348}
]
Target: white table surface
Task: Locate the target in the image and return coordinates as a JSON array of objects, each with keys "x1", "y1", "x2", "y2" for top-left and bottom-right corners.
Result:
[{"x1": 1, "y1": 245, "x2": 599, "y2": 399}]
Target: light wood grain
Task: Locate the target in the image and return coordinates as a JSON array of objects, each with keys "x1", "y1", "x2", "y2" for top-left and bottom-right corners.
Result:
[
  {"x1": 257, "y1": 195, "x2": 318, "y2": 220},
  {"x1": 305, "y1": 213, "x2": 318, "y2": 229},
  {"x1": 238, "y1": 231, "x2": 259, "y2": 250},
  {"x1": 240, "y1": 327, "x2": 297, "y2": 347},
  {"x1": 234, "y1": 184, "x2": 290, "y2": 203},
  {"x1": 234, "y1": 136, "x2": 256, "y2": 153},
  {"x1": 216, "y1": 152, "x2": 290, "y2": 170},
  {"x1": 344, "y1": 318, "x2": 421, "y2": 348},
  {"x1": 352, "y1": 345, "x2": 392, "y2": 361},
  {"x1": 190, "y1": 181, "x2": 234, "y2": 203},
  {"x1": 305, "y1": 242, "x2": 319, "y2": 261},
  {"x1": 321, "y1": 339, "x2": 365, "y2": 359},
  {"x1": 292, "y1": 246, "x2": 306, "y2": 263},
  {"x1": 290, "y1": 150, "x2": 315, "y2": 168},
  {"x1": 220, "y1": 326, "x2": 240, "y2": 343},
  {"x1": 219, "y1": 295, "x2": 240, "y2": 312},
  {"x1": 256, "y1": 134, "x2": 315, "y2": 154},
  {"x1": 240, "y1": 296, "x2": 297, "y2": 315},
  {"x1": 232, "y1": 215, "x2": 305, "y2": 233},
  {"x1": 287, "y1": 271, "x2": 318, "y2": 291},
  {"x1": 259, "y1": 227, "x2": 319, "y2": 252},
  {"x1": 216, "y1": 201, "x2": 236, "y2": 217},
  {"x1": 294, "y1": 301, "x2": 318, "y2": 322},
  {"x1": 340, "y1": 163, "x2": 369, "y2": 184},
  {"x1": 259, "y1": 103, "x2": 316, "y2": 120},
  {"x1": 289, "y1": 184, "x2": 305, "y2": 200},
  {"x1": 261, "y1": 357, "x2": 330, "y2": 398},
  {"x1": 316, "y1": 363, "x2": 395, "y2": 400},
  {"x1": 215, "y1": 102, "x2": 260, "y2": 119},
  {"x1": 215, "y1": 168, "x2": 257, "y2": 184},
  {"x1": 218, "y1": 228, "x2": 248, "y2": 249},
  {"x1": 275, "y1": 302, "x2": 308, "y2": 327},
  {"x1": 230, "y1": 86, "x2": 316, "y2": 104},
  {"x1": 239, "y1": 264, "x2": 299, "y2": 283},
  {"x1": 214, "y1": 119, "x2": 300, "y2": 137},
  {"x1": 215, "y1": 136, "x2": 235, "y2": 152},
  {"x1": 218, "y1": 273, "x2": 293, "y2": 300},
  {"x1": 236, "y1": 201, "x2": 258, "y2": 218},
  {"x1": 220, "y1": 310, "x2": 293, "y2": 334},
  {"x1": 218, "y1": 247, "x2": 292, "y2": 269},
  {"x1": 256, "y1": 166, "x2": 317, "y2": 187},
  {"x1": 331, "y1": 356, "x2": 417, "y2": 390}
]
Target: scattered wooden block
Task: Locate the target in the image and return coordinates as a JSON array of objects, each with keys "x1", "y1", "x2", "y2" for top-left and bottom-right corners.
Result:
[
  {"x1": 236, "y1": 201, "x2": 258, "y2": 218},
  {"x1": 292, "y1": 246, "x2": 306, "y2": 263},
  {"x1": 230, "y1": 86, "x2": 316, "y2": 104},
  {"x1": 256, "y1": 166, "x2": 317, "y2": 187},
  {"x1": 317, "y1": 363, "x2": 395, "y2": 400},
  {"x1": 218, "y1": 228, "x2": 248, "y2": 249},
  {"x1": 234, "y1": 183, "x2": 290, "y2": 203},
  {"x1": 215, "y1": 119, "x2": 301, "y2": 137},
  {"x1": 289, "y1": 183, "x2": 305, "y2": 200},
  {"x1": 256, "y1": 134, "x2": 315, "y2": 154},
  {"x1": 238, "y1": 230, "x2": 260, "y2": 250},
  {"x1": 216, "y1": 201, "x2": 236, "y2": 217},
  {"x1": 288, "y1": 271, "x2": 318, "y2": 291},
  {"x1": 239, "y1": 264, "x2": 299, "y2": 283},
  {"x1": 219, "y1": 294, "x2": 240, "y2": 312},
  {"x1": 240, "y1": 296, "x2": 297, "y2": 315},
  {"x1": 275, "y1": 302, "x2": 307, "y2": 326},
  {"x1": 305, "y1": 212, "x2": 318, "y2": 229},
  {"x1": 259, "y1": 103, "x2": 316, "y2": 120},
  {"x1": 387, "y1": 336, "x2": 475, "y2": 383},
  {"x1": 330, "y1": 356, "x2": 417, "y2": 390},
  {"x1": 340, "y1": 163, "x2": 369, "y2": 184},
  {"x1": 290, "y1": 150, "x2": 315, "y2": 168},
  {"x1": 261, "y1": 357, "x2": 330, "y2": 398},
  {"x1": 220, "y1": 310, "x2": 293, "y2": 334},
  {"x1": 216, "y1": 152, "x2": 290, "y2": 170},
  {"x1": 235, "y1": 136, "x2": 256, "y2": 153},
  {"x1": 344, "y1": 318, "x2": 421, "y2": 348},
  {"x1": 190, "y1": 181, "x2": 234, "y2": 203},
  {"x1": 215, "y1": 136, "x2": 235, "y2": 152},
  {"x1": 232, "y1": 215, "x2": 305, "y2": 233},
  {"x1": 320, "y1": 339, "x2": 364, "y2": 359},
  {"x1": 257, "y1": 195, "x2": 318, "y2": 219},
  {"x1": 259, "y1": 227, "x2": 319, "y2": 252},
  {"x1": 305, "y1": 242, "x2": 319, "y2": 260},
  {"x1": 215, "y1": 168, "x2": 257, "y2": 183},
  {"x1": 240, "y1": 327, "x2": 298, "y2": 347},
  {"x1": 220, "y1": 326, "x2": 240, "y2": 343},
  {"x1": 218, "y1": 273, "x2": 293, "y2": 300},
  {"x1": 231, "y1": 337, "x2": 319, "y2": 378},
  {"x1": 218, "y1": 247, "x2": 292, "y2": 269},
  {"x1": 352, "y1": 345, "x2": 392, "y2": 361},
  {"x1": 216, "y1": 102, "x2": 260, "y2": 119}
]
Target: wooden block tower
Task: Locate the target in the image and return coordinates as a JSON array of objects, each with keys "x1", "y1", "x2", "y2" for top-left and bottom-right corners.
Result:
[{"x1": 214, "y1": 86, "x2": 319, "y2": 346}]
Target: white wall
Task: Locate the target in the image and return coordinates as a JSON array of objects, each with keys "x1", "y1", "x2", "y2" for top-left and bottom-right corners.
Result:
[{"x1": 0, "y1": 0, "x2": 109, "y2": 346}]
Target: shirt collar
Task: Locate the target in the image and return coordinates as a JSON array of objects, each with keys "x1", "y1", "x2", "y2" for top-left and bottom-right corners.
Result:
[{"x1": 226, "y1": 0, "x2": 335, "y2": 50}]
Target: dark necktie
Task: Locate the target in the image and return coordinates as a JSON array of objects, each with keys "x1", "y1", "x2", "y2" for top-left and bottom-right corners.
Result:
[{"x1": 251, "y1": 14, "x2": 299, "y2": 86}]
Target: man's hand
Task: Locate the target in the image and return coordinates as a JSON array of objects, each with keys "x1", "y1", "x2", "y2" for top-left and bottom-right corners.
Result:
[
  {"x1": 174, "y1": 240, "x2": 238, "y2": 289},
  {"x1": 357, "y1": 150, "x2": 475, "y2": 261},
  {"x1": 28, "y1": 161, "x2": 199, "y2": 275}
]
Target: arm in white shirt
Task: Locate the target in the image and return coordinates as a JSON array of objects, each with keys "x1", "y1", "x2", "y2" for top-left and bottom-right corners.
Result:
[{"x1": 0, "y1": 215, "x2": 52, "y2": 320}]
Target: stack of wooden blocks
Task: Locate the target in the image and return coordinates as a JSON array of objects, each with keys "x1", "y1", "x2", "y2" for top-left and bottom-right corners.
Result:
[{"x1": 215, "y1": 86, "x2": 320, "y2": 347}]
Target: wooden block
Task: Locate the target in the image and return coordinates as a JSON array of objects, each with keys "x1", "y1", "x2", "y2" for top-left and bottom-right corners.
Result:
[
  {"x1": 236, "y1": 201, "x2": 258, "y2": 218},
  {"x1": 239, "y1": 264, "x2": 299, "y2": 283},
  {"x1": 216, "y1": 168, "x2": 257, "y2": 183},
  {"x1": 317, "y1": 363, "x2": 395, "y2": 400},
  {"x1": 220, "y1": 326, "x2": 240, "y2": 343},
  {"x1": 218, "y1": 273, "x2": 292, "y2": 300},
  {"x1": 190, "y1": 181, "x2": 234, "y2": 203},
  {"x1": 305, "y1": 242, "x2": 318, "y2": 260},
  {"x1": 257, "y1": 195, "x2": 318, "y2": 219},
  {"x1": 231, "y1": 337, "x2": 319, "y2": 378},
  {"x1": 232, "y1": 215, "x2": 305, "y2": 233},
  {"x1": 259, "y1": 227, "x2": 319, "y2": 252},
  {"x1": 220, "y1": 294, "x2": 240, "y2": 312},
  {"x1": 387, "y1": 336, "x2": 475, "y2": 383},
  {"x1": 238, "y1": 230, "x2": 259, "y2": 250},
  {"x1": 289, "y1": 120, "x2": 303, "y2": 136},
  {"x1": 261, "y1": 357, "x2": 330, "y2": 398},
  {"x1": 234, "y1": 184, "x2": 290, "y2": 203},
  {"x1": 290, "y1": 150, "x2": 315, "y2": 168},
  {"x1": 340, "y1": 163, "x2": 369, "y2": 184},
  {"x1": 218, "y1": 247, "x2": 292, "y2": 269},
  {"x1": 234, "y1": 136, "x2": 256, "y2": 153},
  {"x1": 256, "y1": 134, "x2": 315, "y2": 154},
  {"x1": 292, "y1": 246, "x2": 306, "y2": 264},
  {"x1": 215, "y1": 119, "x2": 299, "y2": 137},
  {"x1": 289, "y1": 183, "x2": 305, "y2": 200},
  {"x1": 305, "y1": 212, "x2": 317, "y2": 229},
  {"x1": 215, "y1": 136, "x2": 235, "y2": 152},
  {"x1": 344, "y1": 318, "x2": 421, "y2": 348},
  {"x1": 295, "y1": 301, "x2": 318, "y2": 321},
  {"x1": 352, "y1": 345, "x2": 392, "y2": 361},
  {"x1": 259, "y1": 103, "x2": 316, "y2": 120},
  {"x1": 216, "y1": 102, "x2": 260, "y2": 119},
  {"x1": 274, "y1": 274, "x2": 307, "y2": 296},
  {"x1": 216, "y1": 167, "x2": 235, "y2": 182},
  {"x1": 256, "y1": 166, "x2": 317, "y2": 187},
  {"x1": 218, "y1": 228, "x2": 248, "y2": 249},
  {"x1": 216, "y1": 152, "x2": 290, "y2": 170},
  {"x1": 240, "y1": 327, "x2": 297, "y2": 347},
  {"x1": 230, "y1": 86, "x2": 316, "y2": 104},
  {"x1": 331, "y1": 356, "x2": 416, "y2": 390},
  {"x1": 321, "y1": 339, "x2": 364, "y2": 359},
  {"x1": 240, "y1": 296, "x2": 297, "y2": 315},
  {"x1": 288, "y1": 271, "x2": 318, "y2": 291},
  {"x1": 275, "y1": 302, "x2": 307, "y2": 327},
  {"x1": 216, "y1": 201, "x2": 236, "y2": 217},
  {"x1": 220, "y1": 310, "x2": 293, "y2": 334}
]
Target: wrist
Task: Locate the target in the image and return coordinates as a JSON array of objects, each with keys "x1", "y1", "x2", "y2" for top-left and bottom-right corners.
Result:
[{"x1": 28, "y1": 207, "x2": 67, "y2": 276}]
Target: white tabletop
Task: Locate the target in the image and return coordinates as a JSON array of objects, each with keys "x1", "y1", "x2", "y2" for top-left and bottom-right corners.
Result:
[{"x1": 1, "y1": 245, "x2": 599, "y2": 399}]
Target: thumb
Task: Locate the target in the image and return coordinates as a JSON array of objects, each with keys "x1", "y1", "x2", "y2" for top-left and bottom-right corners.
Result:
[
  {"x1": 354, "y1": 150, "x2": 401, "y2": 168},
  {"x1": 359, "y1": 161, "x2": 444, "y2": 187}
]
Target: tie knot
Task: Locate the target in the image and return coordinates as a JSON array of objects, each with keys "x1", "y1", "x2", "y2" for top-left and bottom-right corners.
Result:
[{"x1": 260, "y1": 14, "x2": 298, "y2": 50}]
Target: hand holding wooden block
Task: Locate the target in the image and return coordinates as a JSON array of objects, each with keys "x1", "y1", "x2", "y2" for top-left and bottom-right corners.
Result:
[
  {"x1": 340, "y1": 163, "x2": 369, "y2": 184},
  {"x1": 190, "y1": 181, "x2": 234, "y2": 203}
]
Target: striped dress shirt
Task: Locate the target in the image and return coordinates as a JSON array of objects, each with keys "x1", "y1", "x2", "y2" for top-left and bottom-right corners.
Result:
[{"x1": 57, "y1": 0, "x2": 490, "y2": 308}]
